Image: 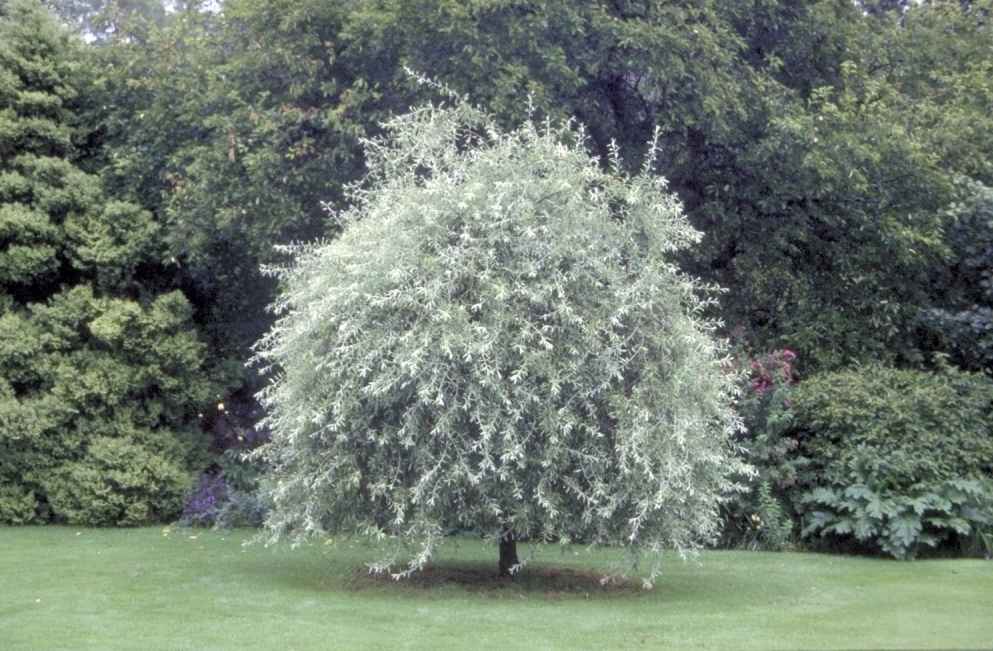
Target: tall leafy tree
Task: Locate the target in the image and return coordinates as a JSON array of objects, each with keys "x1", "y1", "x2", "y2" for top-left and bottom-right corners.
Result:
[
  {"x1": 93, "y1": 0, "x2": 410, "y2": 370},
  {"x1": 93, "y1": 0, "x2": 992, "y2": 382},
  {"x1": 923, "y1": 179, "x2": 993, "y2": 371},
  {"x1": 43, "y1": 0, "x2": 169, "y2": 40},
  {"x1": 252, "y1": 95, "x2": 748, "y2": 585},
  {"x1": 328, "y1": 0, "x2": 959, "y2": 370}
]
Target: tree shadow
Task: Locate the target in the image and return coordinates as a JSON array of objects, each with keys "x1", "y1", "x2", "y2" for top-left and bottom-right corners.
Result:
[{"x1": 331, "y1": 560, "x2": 647, "y2": 599}]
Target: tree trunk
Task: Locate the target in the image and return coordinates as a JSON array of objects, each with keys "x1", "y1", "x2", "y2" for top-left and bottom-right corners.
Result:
[{"x1": 498, "y1": 528, "x2": 520, "y2": 578}]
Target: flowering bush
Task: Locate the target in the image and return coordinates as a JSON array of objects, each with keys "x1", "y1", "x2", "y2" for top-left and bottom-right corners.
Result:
[
  {"x1": 178, "y1": 466, "x2": 269, "y2": 530},
  {"x1": 179, "y1": 473, "x2": 229, "y2": 527},
  {"x1": 179, "y1": 392, "x2": 272, "y2": 530},
  {"x1": 721, "y1": 347, "x2": 805, "y2": 550},
  {"x1": 746, "y1": 349, "x2": 796, "y2": 396}
]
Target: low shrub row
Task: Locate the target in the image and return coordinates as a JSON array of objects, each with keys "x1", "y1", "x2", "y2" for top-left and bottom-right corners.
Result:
[
  {"x1": 181, "y1": 348, "x2": 993, "y2": 560},
  {"x1": 6, "y1": 332, "x2": 991, "y2": 561},
  {"x1": 725, "y1": 350, "x2": 993, "y2": 559}
]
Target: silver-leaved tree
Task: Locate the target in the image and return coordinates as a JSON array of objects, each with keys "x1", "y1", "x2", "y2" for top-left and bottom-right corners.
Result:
[{"x1": 251, "y1": 90, "x2": 748, "y2": 586}]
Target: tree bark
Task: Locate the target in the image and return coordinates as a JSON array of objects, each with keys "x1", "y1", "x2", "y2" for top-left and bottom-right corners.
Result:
[{"x1": 498, "y1": 529, "x2": 520, "y2": 578}]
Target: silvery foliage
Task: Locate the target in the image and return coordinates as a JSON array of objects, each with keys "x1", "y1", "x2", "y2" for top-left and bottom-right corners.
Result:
[{"x1": 252, "y1": 90, "x2": 748, "y2": 586}]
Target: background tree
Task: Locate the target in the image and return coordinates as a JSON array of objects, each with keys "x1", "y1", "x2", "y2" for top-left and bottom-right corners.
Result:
[
  {"x1": 43, "y1": 0, "x2": 169, "y2": 40},
  {"x1": 252, "y1": 94, "x2": 748, "y2": 585},
  {"x1": 223, "y1": 0, "x2": 966, "y2": 373},
  {"x1": 88, "y1": 0, "x2": 993, "y2": 385},
  {"x1": 922, "y1": 179, "x2": 993, "y2": 372},
  {"x1": 92, "y1": 0, "x2": 414, "y2": 375}
]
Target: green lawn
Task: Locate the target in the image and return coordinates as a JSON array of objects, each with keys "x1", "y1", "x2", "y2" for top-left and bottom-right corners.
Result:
[{"x1": 1, "y1": 527, "x2": 990, "y2": 650}]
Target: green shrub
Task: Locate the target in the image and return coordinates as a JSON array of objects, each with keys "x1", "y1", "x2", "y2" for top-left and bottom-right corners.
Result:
[
  {"x1": 0, "y1": 376, "x2": 71, "y2": 523},
  {"x1": 0, "y1": 288, "x2": 214, "y2": 525},
  {"x1": 791, "y1": 363, "x2": 993, "y2": 557},
  {"x1": 0, "y1": 484, "x2": 40, "y2": 525},
  {"x1": 801, "y1": 447, "x2": 993, "y2": 559},
  {"x1": 0, "y1": 0, "x2": 219, "y2": 527},
  {"x1": 721, "y1": 348, "x2": 805, "y2": 550},
  {"x1": 923, "y1": 178, "x2": 993, "y2": 373},
  {"x1": 792, "y1": 364, "x2": 993, "y2": 489},
  {"x1": 45, "y1": 435, "x2": 193, "y2": 526}
]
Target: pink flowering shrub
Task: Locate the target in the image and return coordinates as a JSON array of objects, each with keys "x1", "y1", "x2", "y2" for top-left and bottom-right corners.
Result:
[
  {"x1": 746, "y1": 349, "x2": 795, "y2": 396},
  {"x1": 721, "y1": 345, "x2": 806, "y2": 550}
]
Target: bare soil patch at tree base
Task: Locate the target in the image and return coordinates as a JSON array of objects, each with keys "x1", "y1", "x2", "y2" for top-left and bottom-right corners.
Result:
[{"x1": 334, "y1": 560, "x2": 646, "y2": 598}]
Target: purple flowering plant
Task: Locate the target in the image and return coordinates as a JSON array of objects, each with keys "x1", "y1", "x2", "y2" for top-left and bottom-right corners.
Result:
[
  {"x1": 179, "y1": 393, "x2": 272, "y2": 529},
  {"x1": 747, "y1": 349, "x2": 795, "y2": 398},
  {"x1": 179, "y1": 473, "x2": 229, "y2": 527}
]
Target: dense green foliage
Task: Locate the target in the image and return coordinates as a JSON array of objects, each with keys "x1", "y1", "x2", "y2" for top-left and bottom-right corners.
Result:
[
  {"x1": 723, "y1": 357, "x2": 993, "y2": 558},
  {"x1": 75, "y1": 0, "x2": 993, "y2": 377},
  {"x1": 3, "y1": 0, "x2": 993, "y2": 555},
  {"x1": 0, "y1": 0, "x2": 213, "y2": 525},
  {"x1": 792, "y1": 365, "x2": 993, "y2": 489},
  {"x1": 292, "y1": 0, "x2": 969, "y2": 370},
  {"x1": 85, "y1": 0, "x2": 993, "y2": 375},
  {"x1": 0, "y1": 287, "x2": 213, "y2": 524},
  {"x1": 252, "y1": 95, "x2": 748, "y2": 584},
  {"x1": 91, "y1": 0, "x2": 405, "y2": 366},
  {"x1": 924, "y1": 179, "x2": 993, "y2": 372},
  {"x1": 788, "y1": 364, "x2": 993, "y2": 557},
  {"x1": 802, "y1": 463, "x2": 993, "y2": 560}
]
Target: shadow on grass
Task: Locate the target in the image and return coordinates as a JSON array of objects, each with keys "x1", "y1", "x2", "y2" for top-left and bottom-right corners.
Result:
[{"x1": 329, "y1": 560, "x2": 647, "y2": 599}]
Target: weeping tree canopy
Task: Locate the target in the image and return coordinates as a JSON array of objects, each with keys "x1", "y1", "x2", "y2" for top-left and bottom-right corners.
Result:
[{"x1": 252, "y1": 89, "x2": 748, "y2": 586}]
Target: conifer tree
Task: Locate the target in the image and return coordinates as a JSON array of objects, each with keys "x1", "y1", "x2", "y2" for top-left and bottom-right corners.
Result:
[{"x1": 0, "y1": 0, "x2": 213, "y2": 525}]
